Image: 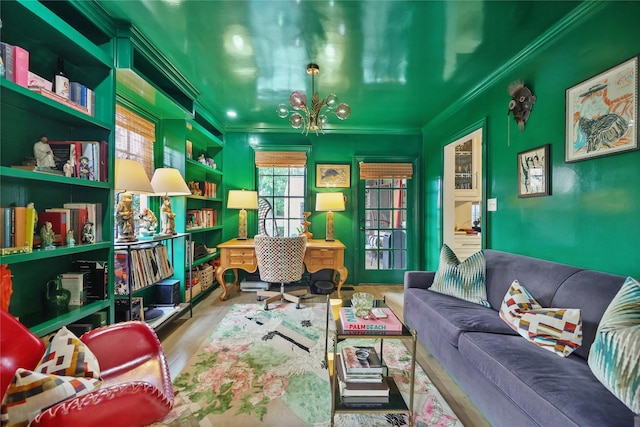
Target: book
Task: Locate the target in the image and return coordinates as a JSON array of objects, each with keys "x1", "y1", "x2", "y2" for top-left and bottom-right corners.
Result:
[
  {"x1": 0, "y1": 43, "x2": 15, "y2": 82},
  {"x1": 60, "y1": 272, "x2": 87, "y2": 306},
  {"x1": 12, "y1": 207, "x2": 26, "y2": 248},
  {"x1": 74, "y1": 260, "x2": 108, "y2": 301},
  {"x1": 337, "y1": 351, "x2": 384, "y2": 383},
  {"x1": 24, "y1": 206, "x2": 36, "y2": 251},
  {"x1": 341, "y1": 345, "x2": 384, "y2": 375},
  {"x1": 336, "y1": 354, "x2": 389, "y2": 397},
  {"x1": 63, "y1": 203, "x2": 101, "y2": 242},
  {"x1": 339, "y1": 307, "x2": 404, "y2": 332},
  {"x1": 12, "y1": 45, "x2": 29, "y2": 88}
]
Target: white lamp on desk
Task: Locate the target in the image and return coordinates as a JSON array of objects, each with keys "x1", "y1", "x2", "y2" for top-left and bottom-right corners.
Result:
[
  {"x1": 315, "y1": 192, "x2": 346, "y2": 241},
  {"x1": 150, "y1": 168, "x2": 191, "y2": 235},
  {"x1": 227, "y1": 190, "x2": 258, "y2": 240},
  {"x1": 114, "y1": 159, "x2": 155, "y2": 243}
]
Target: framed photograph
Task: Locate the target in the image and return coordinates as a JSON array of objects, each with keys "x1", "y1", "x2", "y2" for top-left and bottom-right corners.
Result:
[
  {"x1": 316, "y1": 164, "x2": 350, "y2": 188},
  {"x1": 566, "y1": 56, "x2": 638, "y2": 162},
  {"x1": 518, "y1": 144, "x2": 550, "y2": 198}
]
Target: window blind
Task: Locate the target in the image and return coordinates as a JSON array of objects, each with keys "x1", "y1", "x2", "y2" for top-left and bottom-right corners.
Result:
[
  {"x1": 359, "y1": 162, "x2": 413, "y2": 179},
  {"x1": 255, "y1": 151, "x2": 307, "y2": 168},
  {"x1": 115, "y1": 104, "x2": 155, "y2": 178}
]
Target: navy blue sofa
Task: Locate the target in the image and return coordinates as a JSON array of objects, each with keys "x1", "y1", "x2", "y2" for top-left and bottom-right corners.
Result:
[{"x1": 404, "y1": 249, "x2": 637, "y2": 427}]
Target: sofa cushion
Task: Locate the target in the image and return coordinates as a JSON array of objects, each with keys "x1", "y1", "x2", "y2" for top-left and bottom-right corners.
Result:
[
  {"x1": 499, "y1": 280, "x2": 583, "y2": 357},
  {"x1": 0, "y1": 368, "x2": 101, "y2": 427},
  {"x1": 404, "y1": 287, "x2": 516, "y2": 348},
  {"x1": 588, "y1": 276, "x2": 640, "y2": 414},
  {"x1": 459, "y1": 332, "x2": 635, "y2": 427},
  {"x1": 431, "y1": 244, "x2": 490, "y2": 307},
  {"x1": 37, "y1": 327, "x2": 101, "y2": 379}
]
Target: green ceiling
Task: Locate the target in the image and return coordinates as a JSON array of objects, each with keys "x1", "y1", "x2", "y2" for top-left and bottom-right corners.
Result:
[{"x1": 93, "y1": 0, "x2": 581, "y2": 134}]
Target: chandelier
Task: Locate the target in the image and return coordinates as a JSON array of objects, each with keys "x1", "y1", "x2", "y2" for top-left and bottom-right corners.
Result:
[{"x1": 277, "y1": 63, "x2": 351, "y2": 135}]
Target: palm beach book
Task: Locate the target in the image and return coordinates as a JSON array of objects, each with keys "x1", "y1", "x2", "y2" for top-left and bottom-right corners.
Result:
[{"x1": 339, "y1": 307, "x2": 403, "y2": 332}]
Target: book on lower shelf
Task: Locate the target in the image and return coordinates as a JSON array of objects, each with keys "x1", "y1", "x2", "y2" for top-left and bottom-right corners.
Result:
[
  {"x1": 336, "y1": 353, "x2": 389, "y2": 401},
  {"x1": 339, "y1": 307, "x2": 403, "y2": 332},
  {"x1": 341, "y1": 345, "x2": 384, "y2": 375}
]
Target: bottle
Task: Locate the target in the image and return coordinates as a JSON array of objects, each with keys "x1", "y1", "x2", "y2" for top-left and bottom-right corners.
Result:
[{"x1": 53, "y1": 57, "x2": 69, "y2": 99}]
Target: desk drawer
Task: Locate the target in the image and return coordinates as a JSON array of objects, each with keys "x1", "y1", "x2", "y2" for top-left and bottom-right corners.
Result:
[
  {"x1": 226, "y1": 249, "x2": 257, "y2": 268},
  {"x1": 306, "y1": 248, "x2": 337, "y2": 268}
]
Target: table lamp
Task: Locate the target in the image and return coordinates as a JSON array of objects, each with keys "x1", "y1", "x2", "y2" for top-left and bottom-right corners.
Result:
[
  {"x1": 150, "y1": 168, "x2": 191, "y2": 235},
  {"x1": 114, "y1": 159, "x2": 154, "y2": 242},
  {"x1": 315, "y1": 192, "x2": 346, "y2": 241},
  {"x1": 227, "y1": 190, "x2": 258, "y2": 240}
]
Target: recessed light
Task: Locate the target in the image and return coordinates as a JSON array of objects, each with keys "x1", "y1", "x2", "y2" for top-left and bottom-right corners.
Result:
[{"x1": 227, "y1": 110, "x2": 238, "y2": 119}]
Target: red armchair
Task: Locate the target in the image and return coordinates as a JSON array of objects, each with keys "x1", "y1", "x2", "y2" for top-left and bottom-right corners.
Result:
[{"x1": 1, "y1": 310, "x2": 174, "y2": 427}]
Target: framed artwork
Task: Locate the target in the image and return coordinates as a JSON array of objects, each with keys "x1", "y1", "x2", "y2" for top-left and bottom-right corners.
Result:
[
  {"x1": 316, "y1": 164, "x2": 350, "y2": 188},
  {"x1": 518, "y1": 144, "x2": 549, "y2": 198},
  {"x1": 565, "y1": 56, "x2": 638, "y2": 162}
]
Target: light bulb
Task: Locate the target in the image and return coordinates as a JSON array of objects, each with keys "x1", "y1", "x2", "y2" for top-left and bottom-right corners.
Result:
[
  {"x1": 335, "y1": 103, "x2": 351, "y2": 120},
  {"x1": 276, "y1": 103, "x2": 289, "y2": 118},
  {"x1": 319, "y1": 115, "x2": 328, "y2": 126},
  {"x1": 325, "y1": 94, "x2": 338, "y2": 109},
  {"x1": 289, "y1": 91, "x2": 306, "y2": 110},
  {"x1": 290, "y1": 113, "x2": 303, "y2": 128}
]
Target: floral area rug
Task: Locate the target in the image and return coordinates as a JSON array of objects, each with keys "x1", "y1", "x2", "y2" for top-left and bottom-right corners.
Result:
[{"x1": 151, "y1": 303, "x2": 461, "y2": 427}]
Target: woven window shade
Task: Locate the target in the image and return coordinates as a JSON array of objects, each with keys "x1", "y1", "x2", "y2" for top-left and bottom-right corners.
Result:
[
  {"x1": 255, "y1": 151, "x2": 307, "y2": 168},
  {"x1": 115, "y1": 104, "x2": 155, "y2": 178},
  {"x1": 359, "y1": 162, "x2": 413, "y2": 179}
]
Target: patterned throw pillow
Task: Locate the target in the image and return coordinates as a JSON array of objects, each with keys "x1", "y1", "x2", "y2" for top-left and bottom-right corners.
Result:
[
  {"x1": 430, "y1": 244, "x2": 490, "y2": 307},
  {"x1": 0, "y1": 368, "x2": 101, "y2": 427},
  {"x1": 588, "y1": 276, "x2": 640, "y2": 413},
  {"x1": 36, "y1": 326, "x2": 100, "y2": 379},
  {"x1": 499, "y1": 280, "x2": 583, "y2": 357}
]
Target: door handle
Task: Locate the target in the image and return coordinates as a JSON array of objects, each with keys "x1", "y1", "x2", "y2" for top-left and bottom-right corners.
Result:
[{"x1": 360, "y1": 226, "x2": 365, "y2": 231}]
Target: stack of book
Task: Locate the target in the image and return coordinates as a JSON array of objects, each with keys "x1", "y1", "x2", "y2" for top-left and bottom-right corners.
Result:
[{"x1": 336, "y1": 345, "x2": 390, "y2": 406}]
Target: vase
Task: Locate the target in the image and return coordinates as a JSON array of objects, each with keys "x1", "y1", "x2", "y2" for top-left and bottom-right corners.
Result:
[{"x1": 46, "y1": 277, "x2": 71, "y2": 314}]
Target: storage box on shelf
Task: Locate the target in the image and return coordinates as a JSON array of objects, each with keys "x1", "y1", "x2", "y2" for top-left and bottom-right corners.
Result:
[
  {"x1": 0, "y1": 0, "x2": 115, "y2": 337},
  {"x1": 114, "y1": 233, "x2": 192, "y2": 332}
]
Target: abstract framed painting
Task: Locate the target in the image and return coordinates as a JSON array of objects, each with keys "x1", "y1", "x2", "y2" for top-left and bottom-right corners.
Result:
[
  {"x1": 518, "y1": 144, "x2": 549, "y2": 198},
  {"x1": 565, "y1": 56, "x2": 638, "y2": 162}
]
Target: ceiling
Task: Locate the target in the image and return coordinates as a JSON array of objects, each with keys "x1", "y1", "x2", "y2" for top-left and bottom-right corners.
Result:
[{"x1": 94, "y1": 0, "x2": 580, "y2": 135}]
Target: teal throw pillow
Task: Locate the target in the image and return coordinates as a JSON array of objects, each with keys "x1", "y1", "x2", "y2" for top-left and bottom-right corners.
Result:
[
  {"x1": 430, "y1": 244, "x2": 490, "y2": 307},
  {"x1": 588, "y1": 276, "x2": 640, "y2": 413}
]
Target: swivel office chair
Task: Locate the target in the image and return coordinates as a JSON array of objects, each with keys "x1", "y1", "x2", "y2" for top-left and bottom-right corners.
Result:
[{"x1": 255, "y1": 235, "x2": 307, "y2": 310}]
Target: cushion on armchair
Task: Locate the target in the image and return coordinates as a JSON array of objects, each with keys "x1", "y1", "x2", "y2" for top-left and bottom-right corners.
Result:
[
  {"x1": 588, "y1": 276, "x2": 640, "y2": 414},
  {"x1": 430, "y1": 244, "x2": 490, "y2": 307}
]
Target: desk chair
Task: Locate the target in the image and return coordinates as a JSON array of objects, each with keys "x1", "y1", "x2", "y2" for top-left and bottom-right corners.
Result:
[{"x1": 255, "y1": 235, "x2": 307, "y2": 310}]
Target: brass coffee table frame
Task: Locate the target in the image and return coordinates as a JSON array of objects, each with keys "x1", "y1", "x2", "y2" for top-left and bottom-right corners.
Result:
[{"x1": 330, "y1": 299, "x2": 417, "y2": 427}]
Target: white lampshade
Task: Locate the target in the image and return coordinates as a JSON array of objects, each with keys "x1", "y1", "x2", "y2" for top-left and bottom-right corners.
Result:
[
  {"x1": 114, "y1": 159, "x2": 154, "y2": 194},
  {"x1": 151, "y1": 168, "x2": 191, "y2": 196},
  {"x1": 315, "y1": 192, "x2": 346, "y2": 212},
  {"x1": 227, "y1": 190, "x2": 259, "y2": 209}
]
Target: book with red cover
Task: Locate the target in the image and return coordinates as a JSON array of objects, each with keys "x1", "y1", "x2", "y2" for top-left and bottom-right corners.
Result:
[
  {"x1": 12, "y1": 45, "x2": 29, "y2": 88},
  {"x1": 339, "y1": 307, "x2": 403, "y2": 332},
  {"x1": 38, "y1": 211, "x2": 67, "y2": 246}
]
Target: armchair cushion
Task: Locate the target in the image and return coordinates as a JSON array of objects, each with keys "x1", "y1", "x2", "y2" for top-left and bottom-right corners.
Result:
[
  {"x1": 36, "y1": 327, "x2": 101, "y2": 379},
  {"x1": 1, "y1": 368, "x2": 101, "y2": 427}
]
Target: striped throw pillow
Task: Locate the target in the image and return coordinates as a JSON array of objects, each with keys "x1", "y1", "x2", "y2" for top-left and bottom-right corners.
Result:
[
  {"x1": 588, "y1": 276, "x2": 640, "y2": 413},
  {"x1": 430, "y1": 244, "x2": 490, "y2": 307},
  {"x1": 500, "y1": 280, "x2": 583, "y2": 357}
]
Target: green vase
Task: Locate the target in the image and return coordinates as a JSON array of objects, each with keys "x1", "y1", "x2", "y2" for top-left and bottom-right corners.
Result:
[{"x1": 46, "y1": 278, "x2": 71, "y2": 313}]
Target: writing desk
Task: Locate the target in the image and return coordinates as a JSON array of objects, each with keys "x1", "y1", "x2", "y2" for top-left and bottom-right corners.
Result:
[{"x1": 215, "y1": 238, "x2": 348, "y2": 301}]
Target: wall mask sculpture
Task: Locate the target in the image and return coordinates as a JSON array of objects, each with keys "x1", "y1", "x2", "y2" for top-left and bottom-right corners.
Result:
[{"x1": 508, "y1": 81, "x2": 536, "y2": 131}]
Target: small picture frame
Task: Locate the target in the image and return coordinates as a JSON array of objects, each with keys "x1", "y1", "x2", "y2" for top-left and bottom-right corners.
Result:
[
  {"x1": 518, "y1": 144, "x2": 550, "y2": 198},
  {"x1": 565, "y1": 56, "x2": 638, "y2": 162},
  {"x1": 316, "y1": 164, "x2": 350, "y2": 188}
]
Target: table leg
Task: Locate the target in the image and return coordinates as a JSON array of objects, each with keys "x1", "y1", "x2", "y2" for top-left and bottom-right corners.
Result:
[
  {"x1": 334, "y1": 266, "x2": 348, "y2": 298},
  {"x1": 215, "y1": 267, "x2": 239, "y2": 301}
]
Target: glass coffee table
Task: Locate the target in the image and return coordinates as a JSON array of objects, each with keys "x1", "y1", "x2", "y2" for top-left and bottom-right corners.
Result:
[{"x1": 330, "y1": 299, "x2": 417, "y2": 427}]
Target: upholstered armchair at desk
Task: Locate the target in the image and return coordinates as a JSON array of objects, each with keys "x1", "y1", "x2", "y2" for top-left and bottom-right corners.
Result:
[{"x1": 1, "y1": 310, "x2": 173, "y2": 427}]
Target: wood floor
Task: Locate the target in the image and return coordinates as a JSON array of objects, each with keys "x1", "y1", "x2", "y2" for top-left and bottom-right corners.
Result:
[{"x1": 156, "y1": 284, "x2": 491, "y2": 427}]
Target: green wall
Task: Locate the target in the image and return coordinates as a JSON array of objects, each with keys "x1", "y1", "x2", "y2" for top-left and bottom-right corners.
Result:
[
  {"x1": 222, "y1": 132, "x2": 422, "y2": 284},
  {"x1": 422, "y1": 1, "x2": 640, "y2": 278}
]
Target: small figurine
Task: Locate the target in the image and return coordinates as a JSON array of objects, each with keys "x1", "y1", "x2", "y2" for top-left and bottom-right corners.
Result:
[
  {"x1": 82, "y1": 221, "x2": 95, "y2": 244},
  {"x1": 40, "y1": 221, "x2": 55, "y2": 249},
  {"x1": 33, "y1": 134, "x2": 58, "y2": 169},
  {"x1": 197, "y1": 153, "x2": 207, "y2": 164},
  {"x1": 63, "y1": 160, "x2": 74, "y2": 177},
  {"x1": 66, "y1": 230, "x2": 75, "y2": 246},
  {"x1": 138, "y1": 208, "x2": 158, "y2": 236},
  {"x1": 160, "y1": 196, "x2": 177, "y2": 235},
  {"x1": 79, "y1": 156, "x2": 92, "y2": 180}
]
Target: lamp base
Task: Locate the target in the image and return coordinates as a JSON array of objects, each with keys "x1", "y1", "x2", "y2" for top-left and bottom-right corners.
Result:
[{"x1": 325, "y1": 210, "x2": 335, "y2": 241}]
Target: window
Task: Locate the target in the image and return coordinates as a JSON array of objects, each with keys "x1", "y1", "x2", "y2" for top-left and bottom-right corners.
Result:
[
  {"x1": 114, "y1": 104, "x2": 156, "y2": 234},
  {"x1": 255, "y1": 151, "x2": 307, "y2": 237}
]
